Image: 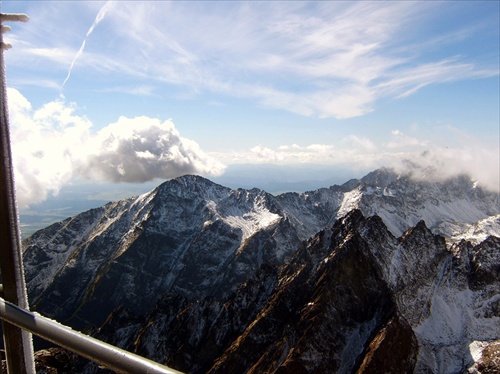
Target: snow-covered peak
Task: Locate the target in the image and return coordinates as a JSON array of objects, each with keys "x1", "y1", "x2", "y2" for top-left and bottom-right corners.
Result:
[
  {"x1": 360, "y1": 166, "x2": 399, "y2": 187},
  {"x1": 155, "y1": 174, "x2": 231, "y2": 200},
  {"x1": 449, "y1": 214, "x2": 500, "y2": 245}
]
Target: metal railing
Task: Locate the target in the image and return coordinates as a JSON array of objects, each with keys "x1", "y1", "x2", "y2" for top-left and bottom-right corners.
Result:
[{"x1": 0, "y1": 297, "x2": 182, "y2": 374}]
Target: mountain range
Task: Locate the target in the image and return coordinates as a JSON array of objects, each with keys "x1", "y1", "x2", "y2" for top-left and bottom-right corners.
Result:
[{"x1": 21, "y1": 167, "x2": 500, "y2": 373}]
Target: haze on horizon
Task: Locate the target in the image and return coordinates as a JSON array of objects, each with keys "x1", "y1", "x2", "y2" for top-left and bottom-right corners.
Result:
[{"x1": 2, "y1": 1, "x2": 498, "y2": 209}]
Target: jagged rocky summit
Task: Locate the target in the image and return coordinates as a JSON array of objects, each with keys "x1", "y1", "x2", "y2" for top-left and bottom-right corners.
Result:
[{"x1": 21, "y1": 168, "x2": 500, "y2": 373}]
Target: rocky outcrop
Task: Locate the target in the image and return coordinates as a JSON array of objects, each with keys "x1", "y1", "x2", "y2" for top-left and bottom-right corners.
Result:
[
  {"x1": 208, "y1": 211, "x2": 399, "y2": 374},
  {"x1": 355, "y1": 315, "x2": 418, "y2": 374},
  {"x1": 469, "y1": 340, "x2": 500, "y2": 374},
  {"x1": 33, "y1": 348, "x2": 78, "y2": 374}
]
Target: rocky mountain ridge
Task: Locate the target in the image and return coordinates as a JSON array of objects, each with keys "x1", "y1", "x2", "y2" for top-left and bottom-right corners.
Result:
[
  {"x1": 49, "y1": 211, "x2": 499, "y2": 373},
  {"x1": 21, "y1": 168, "x2": 500, "y2": 373}
]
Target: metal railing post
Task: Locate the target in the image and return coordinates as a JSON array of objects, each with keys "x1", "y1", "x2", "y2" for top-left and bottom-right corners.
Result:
[{"x1": 0, "y1": 9, "x2": 35, "y2": 374}]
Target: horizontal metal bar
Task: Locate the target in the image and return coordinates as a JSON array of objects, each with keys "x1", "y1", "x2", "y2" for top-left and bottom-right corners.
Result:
[
  {"x1": 0, "y1": 297, "x2": 183, "y2": 374},
  {"x1": 0, "y1": 13, "x2": 30, "y2": 23}
]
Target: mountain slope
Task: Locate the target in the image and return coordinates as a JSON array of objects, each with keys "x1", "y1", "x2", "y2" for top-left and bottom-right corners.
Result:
[
  {"x1": 24, "y1": 176, "x2": 300, "y2": 328},
  {"x1": 84, "y1": 210, "x2": 498, "y2": 373},
  {"x1": 24, "y1": 169, "x2": 498, "y2": 327},
  {"x1": 21, "y1": 168, "x2": 500, "y2": 372},
  {"x1": 207, "y1": 210, "x2": 402, "y2": 374}
]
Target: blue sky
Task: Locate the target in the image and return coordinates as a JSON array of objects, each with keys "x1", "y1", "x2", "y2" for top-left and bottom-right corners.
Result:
[{"x1": 1, "y1": 0, "x2": 499, "y2": 207}]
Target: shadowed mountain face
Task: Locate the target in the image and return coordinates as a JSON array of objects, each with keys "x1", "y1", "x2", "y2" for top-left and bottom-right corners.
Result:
[
  {"x1": 21, "y1": 168, "x2": 500, "y2": 373},
  {"x1": 205, "y1": 211, "x2": 402, "y2": 374}
]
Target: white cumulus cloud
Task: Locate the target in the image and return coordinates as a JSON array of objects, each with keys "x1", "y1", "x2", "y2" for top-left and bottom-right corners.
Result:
[
  {"x1": 81, "y1": 116, "x2": 225, "y2": 183},
  {"x1": 8, "y1": 88, "x2": 225, "y2": 207}
]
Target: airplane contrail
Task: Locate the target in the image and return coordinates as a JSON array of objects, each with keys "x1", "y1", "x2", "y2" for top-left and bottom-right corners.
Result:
[{"x1": 61, "y1": 1, "x2": 112, "y2": 90}]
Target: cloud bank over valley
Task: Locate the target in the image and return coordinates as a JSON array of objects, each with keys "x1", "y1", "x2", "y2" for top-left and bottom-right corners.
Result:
[{"x1": 9, "y1": 89, "x2": 499, "y2": 210}]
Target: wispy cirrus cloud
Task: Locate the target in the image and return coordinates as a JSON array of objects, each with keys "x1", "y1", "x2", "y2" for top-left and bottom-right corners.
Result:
[
  {"x1": 375, "y1": 58, "x2": 495, "y2": 99},
  {"x1": 5, "y1": 1, "x2": 498, "y2": 119},
  {"x1": 61, "y1": 0, "x2": 113, "y2": 88},
  {"x1": 100, "y1": 85, "x2": 156, "y2": 97},
  {"x1": 385, "y1": 130, "x2": 430, "y2": 149}
]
